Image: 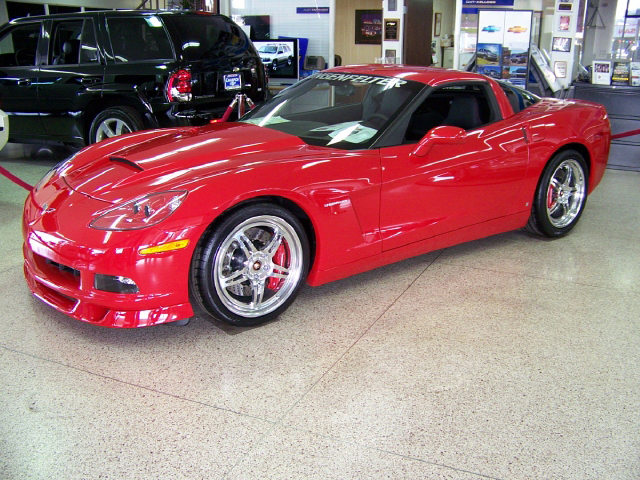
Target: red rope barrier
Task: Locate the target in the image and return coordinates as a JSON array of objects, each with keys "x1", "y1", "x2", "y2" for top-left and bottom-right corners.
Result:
[
  {"x1": 611, "y1": 128, "x2": 640, "y2": 140},
  {"x1": 0, "y1": 165, "x2": 33, "y2": 191}
]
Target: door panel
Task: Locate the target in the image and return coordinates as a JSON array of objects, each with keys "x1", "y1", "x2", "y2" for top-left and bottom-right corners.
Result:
[
  {"x1": 0, "y1": 22, "x2": 44, "y2": 137},
  {"x1": 38, "y1": 19, "x2": 104, "y2": 142},
  {"x1": 380, "y1": 122, "x2": 529, "y2": 251}
]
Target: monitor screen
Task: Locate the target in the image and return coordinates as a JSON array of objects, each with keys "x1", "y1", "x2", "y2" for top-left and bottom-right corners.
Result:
[{"x1": 254, "y1": 39, "x2": 299, "y2": 84}]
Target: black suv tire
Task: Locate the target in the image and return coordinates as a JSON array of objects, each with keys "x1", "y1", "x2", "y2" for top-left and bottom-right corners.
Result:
[{"x1": 89, "y1": 107, "x2": 145, "y2": 144}]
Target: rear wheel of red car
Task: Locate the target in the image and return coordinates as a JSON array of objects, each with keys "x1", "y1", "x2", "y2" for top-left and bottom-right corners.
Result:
[
  {"x1": 89, "y1": 106, "x2": 144, "y2": 144},
  {"x1": 191, "y1": 204, "x2": 310, "y2": 327},
  {"x1": 526, "y1": 149, "x2": 588, "y2": 237}
]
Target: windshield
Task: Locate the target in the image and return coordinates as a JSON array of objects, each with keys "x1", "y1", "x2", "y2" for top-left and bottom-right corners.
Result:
[
  {"x1": 240, "y1": 72, "x2": 424, "y2": 150},
  {"x1": 259, "y1": 45, "x2": 277, "y2": 53}
]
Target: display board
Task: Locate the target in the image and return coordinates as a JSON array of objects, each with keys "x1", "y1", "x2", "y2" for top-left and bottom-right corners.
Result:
[
  {"x1": 253, "y1": 39, "x2": 300, "y2": 85},
  {"x1": 475, "y1": 10, "x2": 533, "y2": 87}
]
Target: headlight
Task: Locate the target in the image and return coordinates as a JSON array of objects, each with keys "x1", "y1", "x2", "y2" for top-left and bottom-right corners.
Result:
[
  {"x1": 34, "y1": 154, "x2": 76, "y2": 191},
  {"x1": 89, "y1": 190, "x2": 187, "y2": 231}
]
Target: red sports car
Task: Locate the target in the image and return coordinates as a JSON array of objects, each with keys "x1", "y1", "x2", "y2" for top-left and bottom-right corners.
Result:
[{"x1": 22, "y1": 66, "x2": 611, "y2": 328}]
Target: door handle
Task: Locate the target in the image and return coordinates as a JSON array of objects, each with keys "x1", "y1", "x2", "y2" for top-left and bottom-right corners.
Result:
[
  {"x1": 17, "y1": 79, "x2": 31, "y2": 86},
  {"x1": 80, "y1": 77, "x2": 99, "y2": 85}
]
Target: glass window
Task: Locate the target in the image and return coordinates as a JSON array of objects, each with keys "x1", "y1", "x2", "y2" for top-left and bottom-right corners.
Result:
[
  {"x1": 107, "y1": 16, "x2": 173, "y2": 62},
  {"x1": 498, "y1": 81, "x2": 540, "y2": 113},
  {"x1": 81, "y1": 20, "x2": 99, "y2": 64},
  {"x1": 50, "y1": 21, "x2": 83, "y2": 65},
  {"x1": 49, "y1": 20, "x2": 99, "y2": 65},
  {"x1": 583, "y1": 0, "x2": 640, "y2": 65},
  {"x1": 241, "y1": 73, "x2": 423, "y2": 150},
  {"x1": 163, "y1": 15, "x2": 250, "y2": 60},
  {"x1": 0, "y1": 23, "x2": 41, "y2": 67}
]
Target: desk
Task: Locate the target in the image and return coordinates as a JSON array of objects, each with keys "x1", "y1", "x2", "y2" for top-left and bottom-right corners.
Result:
[{"x1": 572, "y1": 83, "x2": 640, "y2": 171}]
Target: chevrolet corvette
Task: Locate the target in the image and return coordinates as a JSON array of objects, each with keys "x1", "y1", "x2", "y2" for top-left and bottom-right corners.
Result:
[{"x1": 23, "y1": 65, "x2": 611, "y2": 328}]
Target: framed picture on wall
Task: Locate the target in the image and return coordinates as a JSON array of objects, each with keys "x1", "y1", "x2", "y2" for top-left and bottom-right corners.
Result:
[
  {"x1": 355, "y1": 10, "x2": 383, "y2": 45},
  {"x1": 388, "y1": 0, "x2": 397, "y2": 12},
  {"x1": 434, "y1": 12, "x2": 442, "y2": 37},
  {"x1": 552, "y1": 37, "x2": 571, "y2": 52},
  {"x1": 384, "y1": 19, "x2": 399, "y2": 41}
]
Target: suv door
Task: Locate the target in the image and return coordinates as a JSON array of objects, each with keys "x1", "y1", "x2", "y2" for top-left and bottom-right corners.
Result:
[
  {"x1": 38, "y1": 18, "x2": 105, "y2": 143},
  {"x1": 0, "y1": 21, "x2": 45, "y2": 139}
]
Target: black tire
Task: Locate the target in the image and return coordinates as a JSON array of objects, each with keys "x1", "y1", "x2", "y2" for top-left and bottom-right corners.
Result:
[
  {"x1": 287, "y1": 56, "x2": 292, "y2": 66},
  {"x1": 272, "y1": 59, "x2": 278, "y2": 71},
  {"x1": 89, "y1": 106, "x2": 144, "y2": 144},
  {"x1": 526, "y1": 149, "x2": 589, "y2": 237},
  {"x1": 190, "y1": 204, "x2": 310, "y2": 327}
]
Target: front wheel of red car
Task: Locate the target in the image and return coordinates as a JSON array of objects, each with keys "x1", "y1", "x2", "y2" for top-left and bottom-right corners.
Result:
[
  {"x1": 526, "y1": 149, "x2": 589, "y2": 237},
  {"x1": 191, "y1": 204, "x2": 310, "y2": 327}
]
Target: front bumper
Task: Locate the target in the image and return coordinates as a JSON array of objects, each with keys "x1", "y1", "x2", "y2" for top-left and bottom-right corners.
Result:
[{"x1": 22, "y1": 188, "x2": 199, "y2": 328}]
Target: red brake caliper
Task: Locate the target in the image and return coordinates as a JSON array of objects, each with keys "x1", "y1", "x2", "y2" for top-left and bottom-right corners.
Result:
[
  {"x1": 547, "y1": 183, "x2": 557, "y2": 209},
  {"x1": 267, "y1": 241, "x2": 289, "y2": 290}
]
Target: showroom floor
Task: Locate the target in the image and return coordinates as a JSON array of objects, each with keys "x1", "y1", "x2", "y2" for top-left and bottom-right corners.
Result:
[{"x1": 1, "y1": 143, "x2": 639, "y2": 479}]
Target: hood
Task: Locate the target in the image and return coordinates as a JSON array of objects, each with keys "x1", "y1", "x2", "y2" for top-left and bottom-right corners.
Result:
[{"x1": 62, "y1": 123, "x2": 313, "y2": 204}]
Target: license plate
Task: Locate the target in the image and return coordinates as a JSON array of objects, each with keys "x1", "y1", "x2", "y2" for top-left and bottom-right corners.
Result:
[{"x1": 224, "y1": 73, "x2": 242, "y2": 90}]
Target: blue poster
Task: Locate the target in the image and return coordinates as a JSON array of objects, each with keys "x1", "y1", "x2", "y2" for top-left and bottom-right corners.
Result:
[
  {"x1": 297, "y1": 7, "x2": 330, "y2": 14},
  {"x1": 464, "y1": 0, "x2": 515, "y2": 6}
]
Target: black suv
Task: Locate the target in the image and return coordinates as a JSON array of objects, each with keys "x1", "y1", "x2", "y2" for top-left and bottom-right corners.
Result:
[{"x1": 0, "y1": 11, "x2": 267, "y2": 146}]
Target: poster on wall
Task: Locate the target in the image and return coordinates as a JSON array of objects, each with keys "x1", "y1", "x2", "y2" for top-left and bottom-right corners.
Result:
[
  {"x1": 384, "y1": 19, "x2": 399, "y2": 41},
  {"x1": 554, "y1": 60, "x2": 567, "y2": 78},
  {"x1": 592, "y1": 61, "x2": 612, "y2": 85},
  {"x1": 552, "y1": 37, "x2": 572, "y2": 52},
  {"x1": 612, "y1": 61, "x2": 630, "y2": 85},
  {"x1": 557, "y1": 15, "x2": 572, "y2": 32},
  {"x1": 355, "y1": 10, "x2": 382, "y2": 45},
  {"x1": 477, "y1": 9, "x2": 532, "y2": 86},
  {"x1": 631, "y1": 62, "x2": 640, "y2": 86}
]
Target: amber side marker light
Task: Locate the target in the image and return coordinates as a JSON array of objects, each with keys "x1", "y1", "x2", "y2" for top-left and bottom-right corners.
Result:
[{"x1": 139, "y1": 239, "x2": 190, "y2": 255}]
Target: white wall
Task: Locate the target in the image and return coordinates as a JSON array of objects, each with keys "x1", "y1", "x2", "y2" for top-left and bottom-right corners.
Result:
[
  {"x1": 382, "y1": 0, "x2": 403, "y2": 63},
  {"x1": 228, "y1": 0, "x2": 331, "y2": 60}
]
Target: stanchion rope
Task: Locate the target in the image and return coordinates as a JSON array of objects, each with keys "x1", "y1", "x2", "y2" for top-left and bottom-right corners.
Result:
[{"x1": 0, "y1": 165, "x2": 33, "y2": 191}]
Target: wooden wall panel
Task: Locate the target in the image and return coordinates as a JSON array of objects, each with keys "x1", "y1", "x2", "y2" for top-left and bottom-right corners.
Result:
[
  {"x1": 335, "y1": 0, "x2": 382, "y2": 66},
  {"x1": 404, "y1": 0, "x2": 433, "y2": 66}
]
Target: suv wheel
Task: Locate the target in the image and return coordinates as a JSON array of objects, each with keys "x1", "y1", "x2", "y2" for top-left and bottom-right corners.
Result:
[
  {"x1": 272, "y1": 59, "x2": 278, "y2": 71},
  {"x1": 89, "y1": 106, "x2": 144, "y2": 144}
]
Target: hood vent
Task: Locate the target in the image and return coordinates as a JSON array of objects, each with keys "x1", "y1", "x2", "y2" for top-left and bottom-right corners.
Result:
[{"x1": 109, "y1": 156, "x2": 144, "y2": 172}]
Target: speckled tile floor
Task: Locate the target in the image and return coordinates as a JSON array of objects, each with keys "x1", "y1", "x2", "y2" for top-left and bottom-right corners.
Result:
[{"x1": 1, "y1": 144, "x2": 639, "y2": 479}]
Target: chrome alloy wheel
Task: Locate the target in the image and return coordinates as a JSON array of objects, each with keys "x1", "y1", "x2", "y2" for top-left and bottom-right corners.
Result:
[
  {"x1": 546, "y1": 158, "x2": 587, "y2": 229},
  {"x1": 213, "y1": 215, "x2": 304, "y2": 318},
  {"x1": 95, "y1": 118, "x2": 134, "y2": 142}
]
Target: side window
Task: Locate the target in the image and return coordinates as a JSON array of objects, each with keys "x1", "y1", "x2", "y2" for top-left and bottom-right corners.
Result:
[
  {"x1": 107, "y1": 16, "x2": 173, "y2": 62},
  {"x1": 50, "y1": 21, "x2": 83, "y2": 65},
  {"x1": 405, "y1": 83, "x2": 498, "y2": 142},
  {"x1": 498, "y1": 82, "x2": 540, "y2": 114},
  {"x1": 0, "y1": 23, "x2": 41, "y2": 67},
  {"x1": 80, "y1": 20, "x2": 99, "y2": 64}
]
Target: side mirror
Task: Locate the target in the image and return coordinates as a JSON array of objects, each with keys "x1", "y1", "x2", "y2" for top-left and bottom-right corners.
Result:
[{"x1": 411, "y1": 126, "x2": 467, "y2": 157}]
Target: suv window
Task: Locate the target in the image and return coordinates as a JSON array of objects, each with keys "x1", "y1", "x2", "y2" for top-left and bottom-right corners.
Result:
[
  {"x1": 0, "y1": 23, "x2": 40, "y2": 67},
  {"x1": 50, "y1": 20, "x2": 99, "y2": 65},
  {"x1": 163, "y1": 15, "x2": 248, "y2": 61},
  {"x1": 107, "y1": 16, "x2": 173, "y2": 62}
]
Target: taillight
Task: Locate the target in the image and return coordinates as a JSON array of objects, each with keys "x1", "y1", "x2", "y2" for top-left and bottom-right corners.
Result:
[{"x1": 167, "y1": 69, "x2": 192, "y2": 102}]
